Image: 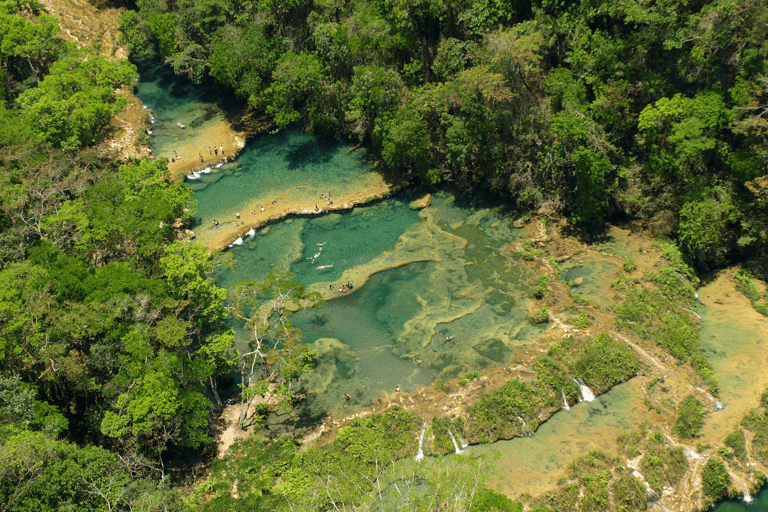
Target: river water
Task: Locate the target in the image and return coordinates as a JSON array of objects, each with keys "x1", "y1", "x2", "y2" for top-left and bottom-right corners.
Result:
[{"x1": 137, "y1": 62, "x2": 766, "y2": 508}]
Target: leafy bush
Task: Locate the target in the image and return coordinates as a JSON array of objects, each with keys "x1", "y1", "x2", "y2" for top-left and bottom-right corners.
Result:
[
  {"x1": 573, "y1": 334, "x2": 639, "y2": 390},
  {"x1": 468, "y1": 378, "x2": 546, "y2": 440},
  {"x1": 724, "y1": 430, "x2": 747, "y2": 460},
  {"x1": 531, "y1": 306, "x2": 550, "y2": 323},
  {"x1": 565, "y1": 309, "x2": 590, "y2": 328},
  {"x1": 532, "y1": 275, "x2": 549, "y2": 299},
  {"x1": 611, "y1": 472, "x2": 648, "y2": 512},
  {"x1": 641, "y1": 444, "x2": 688, "y2": 492},
  {"x1": 734, "y1": 268, "x2": 768, "y2": 316},
  {"x1": 673, "y1": 395, "x2": 705, "y2": 439},
  {"x1": 702, "y1": 458, "x2": 731, "y2": 499},
  {"x1": 469, "y1": 489, "x2": 522, "y2": 512}
]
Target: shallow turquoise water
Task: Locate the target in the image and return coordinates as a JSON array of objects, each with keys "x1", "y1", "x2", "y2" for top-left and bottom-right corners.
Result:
[
  {"x1": 218, "y1": 190, "x2": 545, "y2": 418},
  {"x1": 135, "y1": 55, "x2": 237, "y2": 159},
  {"x1": 712, "y1": 485, "x2": 767, "y2": 510},
  {"x1": 189, "y1": 130, "x2": 387, "y2": 233}
]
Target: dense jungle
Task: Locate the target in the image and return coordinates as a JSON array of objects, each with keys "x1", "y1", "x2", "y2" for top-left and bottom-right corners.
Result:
[{"x1": 2, "y1": 0, "x2": 768, "y2": 510}]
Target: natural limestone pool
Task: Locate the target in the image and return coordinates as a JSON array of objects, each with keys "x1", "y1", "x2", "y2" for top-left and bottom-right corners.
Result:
[{"x1": 137, "y1": 62, "x2": 768, "y2": 508}]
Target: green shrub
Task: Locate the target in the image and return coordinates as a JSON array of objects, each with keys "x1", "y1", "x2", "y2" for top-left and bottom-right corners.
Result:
[
  {"x1": 673, "y1": 395, "x2": 705, "y2": 439},
  {"x1": 430, "y1": 416, "x2": 459, "y2": 455},
  {"x1": 533, "y1": 275, "x2": 549, "y2": 299},
  {"x1": 465, "y1": 371, "x2": 481, "y2": 381},
  {"x1": 640, "y1": 445, "x2": 688, "y2": 492},
  {"x1": 532, "y1": 306, "x2": 550, "y2": 323},
  {"x1": 573, "y1": 334, "x2": 639, "y2": 391},
  {"x1": 468, "y1": 379, "x2": 545, "y2": 440},
  {"x1": 469, "y1": 489, "x2": 522, "y2": 512},
  {"x1": 724, "y1": 430, "x2": 747, "y2": 460},
  {"x1": 622, "y1": 259, "x2": 636, "y2": 272},
  {"x1": 735, "y1": 268, "x2": 768, "y2": 316},
  {"x1": 612, "y1": 473, "x2": 648, "y2": 511},
  {"x1": 702, "y1": 458, "x2": 731, "y2": 499},
  {"x1": 565, "y1": 309, "x2": 590, "y2": 328}
]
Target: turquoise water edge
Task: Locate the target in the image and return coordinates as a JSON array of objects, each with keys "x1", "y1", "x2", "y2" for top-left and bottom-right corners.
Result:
[{"x1": 138, "y1": 61, "x2": 762, "y2": 509}]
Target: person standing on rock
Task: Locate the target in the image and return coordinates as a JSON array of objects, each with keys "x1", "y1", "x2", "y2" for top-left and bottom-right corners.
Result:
[{"x1": 220, "y1": 144, "x2": 224, "y2": 154}]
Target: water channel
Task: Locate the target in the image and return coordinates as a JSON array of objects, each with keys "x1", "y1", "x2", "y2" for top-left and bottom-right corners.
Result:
[{"x1": 137, "y1": 61, "x2": 766, "y2": 507}]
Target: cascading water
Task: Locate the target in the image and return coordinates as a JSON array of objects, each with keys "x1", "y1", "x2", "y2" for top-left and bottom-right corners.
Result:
[
  {"x1": 576, "y1": 378, "x2": 596, "y2": 402},
  {"x1": 518, "y1": 416, "x2": 532, "y2": 437},
  {"x1": 447, "y1": 430, "x2": 464, "y2": 454},
  {"x1": 459, "y1": 433, "x2": 468, "y2": 449},
  {"x1": 414, "y1": 423, "x2": 426, "y2": 462},
  {"x1": 561, "y1": 389, "x2": 571, "y2": 412},
  {"x1": 743, "y1": 483, "x2": 753, "y2": 504}
]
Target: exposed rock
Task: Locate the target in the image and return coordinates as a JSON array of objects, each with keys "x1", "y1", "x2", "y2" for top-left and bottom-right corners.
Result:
[
  {"x1": 573, "y1": 277, "x2": 584, "y2": 286},
  {"x1": 513, "y1": 219, "x2": 526, "y2": 228},
  {"x1": 410, "y1": 193, "x2": 432, "y2": 209}
]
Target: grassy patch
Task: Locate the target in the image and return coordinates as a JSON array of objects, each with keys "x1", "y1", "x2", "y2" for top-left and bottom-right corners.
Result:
[
  {"x1": 734, "y1": 267, "x2": 768, "y2": 316},
  {"x1": 673, "y1": 395, "x2": 705, "y2": 439},
  {"x1": 565, "y1": 308, "x2": 590, "y2": 328},
  {"x1": 532, "y1": 275, "x2": 549, "y2": 299},
  {"x1": 573, "y1": 333, "x2": 639, "y2": 390},
  {"x1": 741, "y1": 388, "x2": 768, "y2": 463},
  {"x1": 613, "y1": 255, "x2": 718, "y2": 393},
  {"x1": 723, "y1": 430, "x2": 747, "y2": 461},
  {"x1": 641, "y1": 442, "x2": 688, "y2": 492},
  {"x1": 702, "y1": 457, "x2": 731, "y2": 500},
  {"x1": 531, "y1": 306, "x2": 550, "y2": 323},
  {"x1": 536, "y1": 450, "x2": 647, "y2": 512}
]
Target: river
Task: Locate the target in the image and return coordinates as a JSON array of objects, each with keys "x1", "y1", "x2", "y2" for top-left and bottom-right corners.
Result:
[{"x1": 137, "y1": 61, "x2": 767, "y2": 509}]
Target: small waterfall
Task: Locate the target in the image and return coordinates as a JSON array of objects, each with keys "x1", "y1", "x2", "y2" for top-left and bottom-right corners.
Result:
[
  {"x1": 228, "y1": 237, "x2": 244, "y2": 248},
  {"x1": 571, "y1": 378, "x2": 584, "y2": 402},
  {"x1": 715, "y1": 401, "x2": 724, "y2": 411},
  {"x1": 246, "y1": 228, "x2": 255, "y2": 238},
  {"x1": 199, "y1": 167, "x2": 212, "y2": 174},
  {"x1": 576, "y1": 378, "x2": 595, "y2": 402},
  {"x1": 561, "y1": 389, "x2": 571, "y2": 412},
  {"x1": 414, "y1": 423, "x2": 426, "y2": 462},
  {"x1": 459, "y1": 433, "x2": 468, "y2": 449},
  {"x1": 517, "y1": 416, "x2": 532, "y2": 436},
  {"x1": 743, "y1": 483, "x2": 753, "y2": 504},
  {"x1": 447, "y1": 430, "x2": 463, "y2": 454}
]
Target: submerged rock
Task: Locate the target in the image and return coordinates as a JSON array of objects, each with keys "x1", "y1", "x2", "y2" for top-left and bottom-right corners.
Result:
[{"x1": 573, "y1": 277, "x2": 584, "y2": 286}]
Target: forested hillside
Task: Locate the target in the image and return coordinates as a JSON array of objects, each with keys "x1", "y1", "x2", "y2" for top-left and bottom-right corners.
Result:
[
  {"x1": 0, "y1": 1, "x2": 238, "y2": 508},
  {"x1": 122, "y1": 0, "x2": 768, "y2": 268},
  {"x1": 2, "y1": 0, "x2": 768, "y2": 509}
]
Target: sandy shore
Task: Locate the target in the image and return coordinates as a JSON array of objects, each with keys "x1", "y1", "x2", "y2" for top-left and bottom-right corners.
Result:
[
  {"x1": 163, "y1": 119, "x2": 247, "y2": 178},
  {"x1": 197, "y1": 182, "x2": 402, "y2": 251}
]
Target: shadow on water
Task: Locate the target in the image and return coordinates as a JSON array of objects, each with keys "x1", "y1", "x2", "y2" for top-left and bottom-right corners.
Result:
[{"x1": 284, "y1": 135, "x2": 335, "y2": 170}]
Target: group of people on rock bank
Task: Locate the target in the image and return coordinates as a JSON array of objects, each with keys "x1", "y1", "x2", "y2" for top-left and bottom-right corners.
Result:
[
  {"x1": 171, "y1": 143, "x2": 235, "y2": 165},
  {"x1": 330, "y1": 281, "x2": 354, "y2": 293}
]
